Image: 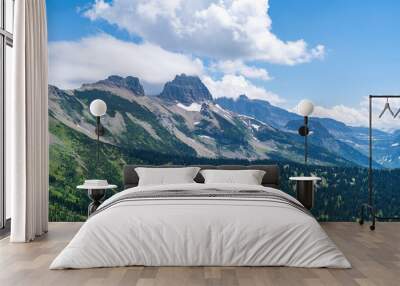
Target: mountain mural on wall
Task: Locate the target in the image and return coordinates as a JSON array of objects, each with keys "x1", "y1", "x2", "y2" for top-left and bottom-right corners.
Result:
[
  {"x1": 48, "y1": 74, "x2": 400, "y2": 221},
  {"x1": 49, "y1": 73, "x2": 399, "y2": 169}
]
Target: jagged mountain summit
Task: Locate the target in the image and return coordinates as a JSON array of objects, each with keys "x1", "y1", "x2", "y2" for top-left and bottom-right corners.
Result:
[
  {"x1": 158, "y1": 74, "x2": 213, "y2": 105},
  {"x1": 83, "y1": 75, "x2": 145, "y2": 96}
]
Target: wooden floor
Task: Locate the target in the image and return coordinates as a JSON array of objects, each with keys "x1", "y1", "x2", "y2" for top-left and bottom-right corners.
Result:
[{"x1": 0, "y1": 222, "x2": 399, "y2": 286}]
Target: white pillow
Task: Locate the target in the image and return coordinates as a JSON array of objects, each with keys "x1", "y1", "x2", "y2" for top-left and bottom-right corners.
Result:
[
  {"x1": 200, "y1": 169, "x2": 266, "y2": 185},
  {"x1": 135, "y1": 167, "x2": 200, "y2": 186}
]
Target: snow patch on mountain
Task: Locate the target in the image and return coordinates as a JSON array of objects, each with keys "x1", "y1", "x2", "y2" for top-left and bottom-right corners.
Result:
[
  {"x1": 199, "y1": 135, "x2": 213, "y2": 140},
  {"x1": 214, "y1": 104, "x2": 233, "y2": 120},
  {"x1": 177, "y1": 102, "x2": 202, "y2": 112}
]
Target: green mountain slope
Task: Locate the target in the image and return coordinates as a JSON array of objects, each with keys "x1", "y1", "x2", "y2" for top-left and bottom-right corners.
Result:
[{"x1": 74, "y1": 88, "x2": 196, "y2": 155}]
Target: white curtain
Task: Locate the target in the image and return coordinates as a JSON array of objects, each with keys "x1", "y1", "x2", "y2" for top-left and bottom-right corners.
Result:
[{"x1": 8, "y1": 0, "x2": 49, "y2": 242}]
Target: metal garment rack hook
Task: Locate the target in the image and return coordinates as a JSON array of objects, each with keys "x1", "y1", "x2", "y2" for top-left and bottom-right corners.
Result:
[{"x1": 378, "y1": 97, "x2": 395, "y2": 118}]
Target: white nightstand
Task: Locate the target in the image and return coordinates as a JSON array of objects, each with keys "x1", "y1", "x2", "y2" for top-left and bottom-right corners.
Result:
[
  {"x1": 77, "y1": 183, "x2": 117, "y2": 216},
  {"x1": 289, "y1": 176, "x2": 321, "y2": 210}
]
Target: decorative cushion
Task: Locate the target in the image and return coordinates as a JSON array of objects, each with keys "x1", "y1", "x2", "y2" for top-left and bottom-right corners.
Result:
[
  {"x1": 200, "y1": 169, "x2": 266, "y2": 185},
  {"x1": 135, "y1": 167, "x2": 200, "y2": 186}
]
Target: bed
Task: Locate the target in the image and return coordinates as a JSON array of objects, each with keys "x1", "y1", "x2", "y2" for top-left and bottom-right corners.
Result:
[{"x1": 50, "y1": 165, "x2": 351, "y2": 269}]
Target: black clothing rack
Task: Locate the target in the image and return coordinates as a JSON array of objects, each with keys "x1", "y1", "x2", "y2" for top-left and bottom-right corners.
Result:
[{"x1": 359, "y1": 95, "x2": 400, "y2": 230}]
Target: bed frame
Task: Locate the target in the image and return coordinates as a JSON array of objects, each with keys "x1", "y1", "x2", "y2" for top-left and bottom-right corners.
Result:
[{"x1": 123, "y1": 165, "x2": 280, "y2": 189}]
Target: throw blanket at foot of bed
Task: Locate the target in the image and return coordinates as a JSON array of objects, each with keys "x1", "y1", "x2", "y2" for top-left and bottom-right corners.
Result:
[{"x1": 50, "y1": 183, "x2": 351, "y2": 269}]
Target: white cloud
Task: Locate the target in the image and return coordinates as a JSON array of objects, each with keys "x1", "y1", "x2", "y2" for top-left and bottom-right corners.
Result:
[
  {"x1": 211, "y1": 60, "x2": 271, "y2": 80},
  {"x1": 311, "y1": 97, "x2": 400, "y2": 131},
  {"x1": 84, "y1": 0, "x2": 110, "y2": 19},
  {"x1": 313, "y1": 105, "x2": 368, "y2": 127},
  {"x1": 48, "y1": 33, "x2": 283, "y2": 103},
  {"x1": 48, "y1": 34, "x2": 204, "y2": 89},
  {"x1": 203, "y1": 74, "x2": 284, "y2": 105},
  {"x1": 83, "y1": 0, "x2": 325, "y2": 65}
]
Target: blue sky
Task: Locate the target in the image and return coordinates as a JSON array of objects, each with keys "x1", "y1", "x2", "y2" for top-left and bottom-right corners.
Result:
[
  {"x1": 47, "y1": 0, "x2": 400, "y2": 129},
  {"x1": 267, "y1": 0, "x2": 400, "y2": 107}
]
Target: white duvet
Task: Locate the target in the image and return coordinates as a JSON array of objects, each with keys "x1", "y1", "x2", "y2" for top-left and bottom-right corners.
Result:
[{"x1": 50, "y1": 183, "x2": 351, "y2": 269}]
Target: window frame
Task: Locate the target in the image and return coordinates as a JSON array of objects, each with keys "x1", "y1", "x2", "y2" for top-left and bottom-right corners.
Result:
[{"x1": 0, "y1": 0, "x2": 13, "y2": 231}]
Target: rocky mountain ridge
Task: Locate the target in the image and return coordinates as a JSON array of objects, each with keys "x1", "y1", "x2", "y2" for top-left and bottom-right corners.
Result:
[
  {"x1": 158, "y1": 74, "x2": 213, "y2": 104},
  {"x1": 216, "y1": 94, "x2": 399, "y2": 168},
  {"x1": 83, "y1": 75, "x2": 145, "y2": 96}
]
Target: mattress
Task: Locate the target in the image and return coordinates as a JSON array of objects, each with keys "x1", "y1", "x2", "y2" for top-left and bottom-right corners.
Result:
[{"x1": 50, "y1": 183, "x2": 351, "y2": 269}]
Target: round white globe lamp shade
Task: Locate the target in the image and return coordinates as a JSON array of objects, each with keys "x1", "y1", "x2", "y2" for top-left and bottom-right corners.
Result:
[
  {"x1": 298, "y1": 100, "x2": 314, "y2": 117},
  {"x1": 90, "y1": 99, "x2": 107, "y2": 117}
]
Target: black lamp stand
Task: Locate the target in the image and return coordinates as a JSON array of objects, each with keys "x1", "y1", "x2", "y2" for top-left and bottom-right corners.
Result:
[
  {"x1": 95, "y1": 116, "x2": 105, "y2": 164},
  {"x1": 298, "y1": 116, "x2": 310, "y2": 165}
]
